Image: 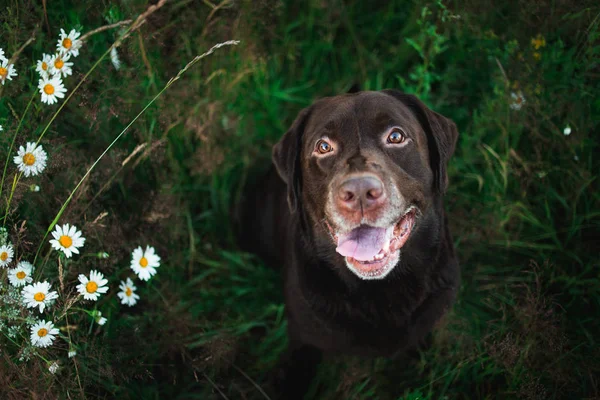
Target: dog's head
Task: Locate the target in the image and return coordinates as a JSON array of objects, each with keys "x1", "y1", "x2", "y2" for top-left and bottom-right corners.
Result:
[{"x1": 273, "y1": 90, "x2": 458, "y2": 281}]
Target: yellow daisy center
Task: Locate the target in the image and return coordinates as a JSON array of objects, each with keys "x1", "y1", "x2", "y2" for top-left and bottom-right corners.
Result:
[
  {"x1": 42, "y1": 62, "x2": 48, "y2": 71},
  {"x1": 125, "y1": 287, "x2": 132, "y2": 296},
  {"x1": 59, "y1": 235, "x2": 73, "y2": 248},
  {"x1": 139, "y1": 257, "x2": 148, "y2": 268},
  {"x1": 34, "y1": 292, "x2": 46, "y2": 302},
  {"x1": 86, "y1": 281, "x2": 98, "y2": 293},
  {"x1": 44, "y1": 84, "x2": 55, "y2": 95},
  {"x1": 54, "y1": 59, "x2": 64, "y2": 69},
  {"x1": 16, "y1": 271, "x2": 26, "y2": 279},
  {"x1": 0, "y1": 252, "x2": 7, "y2": 261},
  {"x1": 0, "y1": 67, "x2": 7, "y2": 78},
  {"x1": 23, "y1": 153, "x2": 36, "y2": 166},
  {"x1": 63, "y1": 38, "x2": 73, "y2": 49},
  {"x1": 38, "y1": 328, "x2": 48, "y2": 337}
]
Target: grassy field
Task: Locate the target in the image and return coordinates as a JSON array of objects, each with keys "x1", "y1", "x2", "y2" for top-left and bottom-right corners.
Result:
[{"x1": 1, "y1": 0, "x2": 599, "y2": 399}]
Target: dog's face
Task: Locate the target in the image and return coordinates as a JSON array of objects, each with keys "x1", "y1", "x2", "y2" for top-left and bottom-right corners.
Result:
[{"x1": 273, "y1": 90, "x2": 458, "y2": 281}]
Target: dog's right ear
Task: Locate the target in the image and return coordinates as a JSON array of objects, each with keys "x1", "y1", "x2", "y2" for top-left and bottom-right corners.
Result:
[
  {"x1": 382, "y1": 89, "x2": 458, "y2": 194},
  {"x1": 272, "y1": 107, "x2": 313, "y2": 213}
]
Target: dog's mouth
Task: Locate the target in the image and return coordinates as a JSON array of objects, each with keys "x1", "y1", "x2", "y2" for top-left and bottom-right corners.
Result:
[{"x1": 327, "y1": 207, "x2": 417, "y2": 279}]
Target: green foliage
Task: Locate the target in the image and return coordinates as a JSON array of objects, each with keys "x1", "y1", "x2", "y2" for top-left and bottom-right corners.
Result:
[{"x1": 1, "y1": 0, "x2": 599, "y2": 399}]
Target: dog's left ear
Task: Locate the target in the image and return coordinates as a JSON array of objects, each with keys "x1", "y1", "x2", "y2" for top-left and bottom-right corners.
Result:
[
  {"x1": 382, "y1": 89, "x2": 459, "y2": 193},
  {"x1": 272, "y1": 106, "x2": 313, "y2": 212}
]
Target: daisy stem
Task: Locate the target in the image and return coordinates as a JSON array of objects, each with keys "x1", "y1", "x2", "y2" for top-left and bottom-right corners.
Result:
[
  {"x1": 0, "y1": 91, "x2": 36, "y2": 217},
  {"x1": 79, "y1": 20, "x2": 132, "y2": 42},
  {"x1": 64, "y1": 311, "x2": 84, "y2": 395},
  {"x1": 0, "y1": 314, "x2": 31, "y2": 323},
  {"x1": 32, "y1": 40, "x2": 240, "y2": 265},
  {"x1": 87, "y1": 305, "x2": 98, "y2": 335},
  {"x1": 35, "y1": 45, "x2": 113, "y2": 146},
  {"x1": 2, "y1": 171, "x2": 23, "y2": 225},
  {"x1": 1, "y1": 16, "x2": 161, "y2": 224},
  {"x1": 69, "y1": 307, "x2": 94, "y2": 315},
  {"x1": 79, "y1": 252, "x2": 107, "y2": 258},
  {"x1": 36, "y1": 353, "x2": 51, "y2": 364},
  {"x1": 35, "y1": 7, "x2": 167, "y2": 146},
  {"x1": 65, "y1": 315, "x2": 83, "y2": 393},
  {"x1": 33, "y1": 247, "x2": 52, "y2": 281},
  {"x1": 1, "y1": 331, "x2": 22, "y2": 347}
]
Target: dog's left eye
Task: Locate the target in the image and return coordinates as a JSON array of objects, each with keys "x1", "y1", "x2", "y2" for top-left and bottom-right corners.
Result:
[
  {"x1": 316, "y1": 139, "x2": 333, "y2": 154},
  {"x1": 387, "y1": 128, "x2": 407, "y2": 144}
]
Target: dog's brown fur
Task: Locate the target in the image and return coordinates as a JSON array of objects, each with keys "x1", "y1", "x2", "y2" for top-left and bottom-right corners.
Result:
[{"x1": 239, "y1": 89, "x2": 460, "y2": 399}]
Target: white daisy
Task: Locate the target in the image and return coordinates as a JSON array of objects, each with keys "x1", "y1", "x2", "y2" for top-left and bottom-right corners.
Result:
[
  {"x1": 49, "y1": 224, "x2": 85, "y2": 258},
  {"x1": 30, "y1": 320, "x2": 59, "y2": 348},
  {"x1": 76, "y1": 270, "x2": 108, "y2": 301},
  {"x1": 57, "y1": 29, "x2": 83, "y2": 58},
  {"x1": 36, "y1": 53, "x2": 54, "y2": 79},
  {"x1": 563, "y1": 125, "x2": 571, "y2": 136},
  {"x1": 117, "y1": 278, "x2": 140, "y2": 306},
  {"x1": 130, "y1": 246, "x2": 161, "y2": 281},
  {"x1": 13, "y1": 142, "x2": 48, "y2": 177},
  {"x1": 38, "y1": 75, "x2": 67, "y2": 105},
  {"x1": 0, "y1": 243, "x2": 14, "y2": 267},
  {"x1": 0, "y1": 58, "x2": 17, "y2": 85},
  {"x1": 510, "y1": 91, "x2": 526, "y2": 110},
  {"x1": 22, "y1": 281, "x2": 59, "y2": 313},
  {"x1": 110, "y1": 47, "x2": 121, "y2": 70},
  {"x1": 92, "y1": 310, "x2": 107, "y2": 325},
  {"x1": 8, "y1": 261, "x2": 34, "y2": 287},
  {"x1": 49, "y1": 53, "x2": 73, "y2": 78},
  {"x1": 48, "y1": 361, "x2": 59, "y2": 374}
]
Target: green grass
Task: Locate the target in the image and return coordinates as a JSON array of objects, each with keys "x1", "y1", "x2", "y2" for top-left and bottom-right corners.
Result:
[{"x1": 1, "y1": 0, "x2": 599, "y2": 398}]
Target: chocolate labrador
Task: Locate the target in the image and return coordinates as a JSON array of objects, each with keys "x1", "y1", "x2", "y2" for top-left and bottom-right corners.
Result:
[{"x1": 238, "y1": 89, "x2": 460, "y2": 399}]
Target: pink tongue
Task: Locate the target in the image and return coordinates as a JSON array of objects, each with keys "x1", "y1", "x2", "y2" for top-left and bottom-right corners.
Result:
[{"x1": 336, "y1": 226, "x2": 392, "y2": 261}]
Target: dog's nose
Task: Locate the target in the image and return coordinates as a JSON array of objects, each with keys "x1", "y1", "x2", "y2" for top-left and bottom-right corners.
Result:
[{"x1": 336, "y1": 175, "x2": 386, "y2": 212}]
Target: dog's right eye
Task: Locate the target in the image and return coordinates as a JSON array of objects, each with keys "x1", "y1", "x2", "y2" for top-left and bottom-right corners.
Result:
[{"x1": 316, "y1": 139, "x2": 333, "y2": 154}]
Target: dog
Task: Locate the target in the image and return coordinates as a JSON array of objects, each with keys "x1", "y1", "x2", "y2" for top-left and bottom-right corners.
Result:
[{"x1": 238, "y1": 89, "x2": 460, "y2": 399}]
